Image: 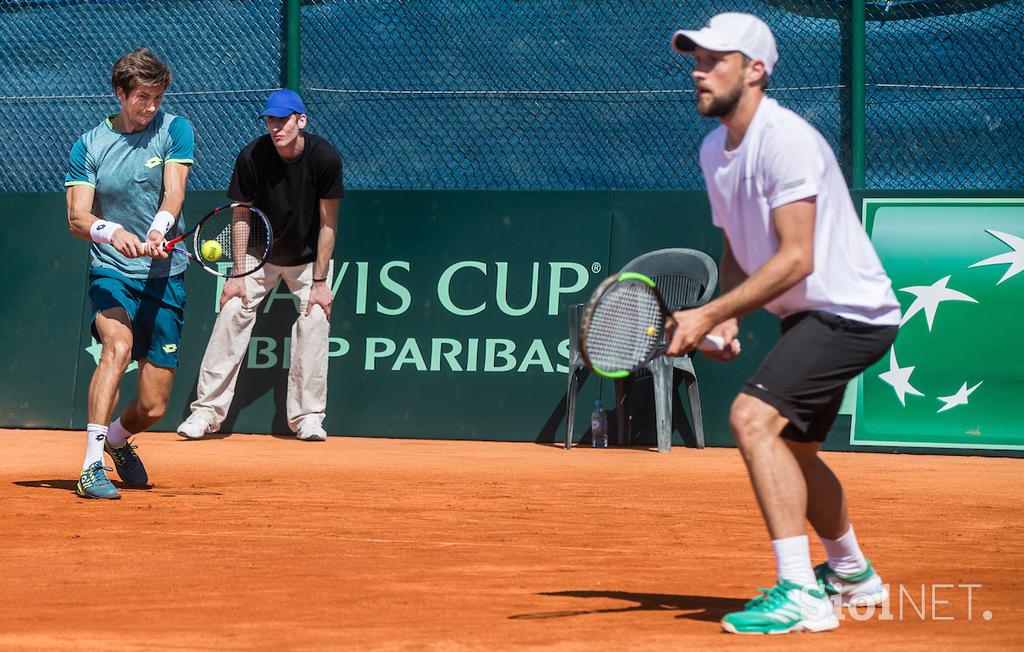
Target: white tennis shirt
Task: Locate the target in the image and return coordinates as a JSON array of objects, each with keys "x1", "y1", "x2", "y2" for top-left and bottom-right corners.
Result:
[{"x1": 700, "y1": 97, "x2": 901, "y2": 326}]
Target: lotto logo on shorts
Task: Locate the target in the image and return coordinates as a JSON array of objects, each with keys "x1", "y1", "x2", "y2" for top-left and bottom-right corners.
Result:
[
  {"x1": 144, "y1": 156, "x2": 163, "y2": 168},
  {"x1": 162, "y1": 344, "x2": 178, "y2": 354}
]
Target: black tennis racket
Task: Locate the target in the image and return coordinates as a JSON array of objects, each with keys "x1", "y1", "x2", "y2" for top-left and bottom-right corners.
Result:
[
  {"x1": 163, "y1": 203, "x2": 272, "y2": 278},
  {"x1": 580, "y1": 272, "x2": 731, "y2": 379}
]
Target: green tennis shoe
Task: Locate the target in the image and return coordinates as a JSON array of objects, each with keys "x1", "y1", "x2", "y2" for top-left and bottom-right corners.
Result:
[
  {"x1": 815, "y1": 560, "x2": 889, "y2": 607},
  {"x1": 721, "y1": 579, "x2": 839, "y2": 635}
]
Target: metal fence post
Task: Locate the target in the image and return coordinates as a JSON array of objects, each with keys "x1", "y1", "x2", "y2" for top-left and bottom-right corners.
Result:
[
  {"x1": 851, "y1": 0, "x2": 866, "y2": 189},
  {"x1": 284, "y1": 0, "x2": 301, "y2": 92}
]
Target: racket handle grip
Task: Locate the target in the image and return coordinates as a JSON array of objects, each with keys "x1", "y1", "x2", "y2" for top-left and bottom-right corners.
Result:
[
  {"x1": 699, "y1": 334, "x2": 725, "y2": 351},
  {"x1": 697, "y1": 334, "x2": 742, "y2": 354}
]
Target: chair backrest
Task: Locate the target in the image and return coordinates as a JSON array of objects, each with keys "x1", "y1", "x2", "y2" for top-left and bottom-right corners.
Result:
[{"x1": 618, "y1": 248, "x2": 718, "y2": 310}]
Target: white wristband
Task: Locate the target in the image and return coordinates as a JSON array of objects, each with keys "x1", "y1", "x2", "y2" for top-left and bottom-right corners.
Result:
[
  {"x1": 89, "y1": 219, "x2": 124, "y2": 244},
  {"x1": 148, "y1": 210, "x2": 175, "y2": 236}
]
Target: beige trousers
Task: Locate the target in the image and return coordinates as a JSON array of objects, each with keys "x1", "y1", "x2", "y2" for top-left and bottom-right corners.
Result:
[{"x1": 189, "y1": 261, "x2": 330, "y2": 432}]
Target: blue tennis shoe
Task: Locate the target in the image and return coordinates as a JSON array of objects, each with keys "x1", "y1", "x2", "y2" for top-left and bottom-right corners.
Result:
[
  {"x1": 76, "y1": 461, "x2": 121, "y2": 500},
  {"x1": 105, "y1": 439, "x2": 149, "y2": 486}
]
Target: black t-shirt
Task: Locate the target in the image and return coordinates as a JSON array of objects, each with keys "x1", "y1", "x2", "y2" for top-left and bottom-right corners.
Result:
[{"x1": 228, "y1": 131, "x2": 343, "y2": 266}]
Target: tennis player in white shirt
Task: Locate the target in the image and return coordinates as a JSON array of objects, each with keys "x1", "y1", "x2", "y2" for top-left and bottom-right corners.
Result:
[{"x1": 667, "y1": 12, "x2": 901, "y2": 635}]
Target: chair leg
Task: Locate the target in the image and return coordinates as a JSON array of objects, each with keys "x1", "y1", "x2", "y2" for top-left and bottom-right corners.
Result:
[
  {"x1": 614, "y1": 378, "x2": 630, "y2": 446},
  {"x1": 565, "y1": 365, "x2": 581, "y2": 449},
  {"x1": 651, "y1": 357, "x2": 673, "y2": 452},
  {"x1": 673, "y1": 356, "x2": 707, "y2": 450},
  {"x1": 684, "y1": 373, "x2": 706, "y2": 449},
  {"x1": 565, "y1": 303, "x2": 585, "y2": 450}
]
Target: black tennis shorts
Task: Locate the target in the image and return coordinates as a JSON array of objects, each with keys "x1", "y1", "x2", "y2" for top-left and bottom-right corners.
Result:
[{"x1": 742, "y1": 310, "x2": 898, "y2": 443}]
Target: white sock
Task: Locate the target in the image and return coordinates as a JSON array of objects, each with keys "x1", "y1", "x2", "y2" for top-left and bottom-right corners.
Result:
[
  {"x1": 106, "y1": 417, "x2": 131, "y2": 448},
  {"x1": 771, "y1": 535, "x2": 817, "y2": 588},
  {"x1": 83, "y1": 423, "x2": 108, "y2": 470},
  {"x1": 820, "y1": 525, "x2": 868, "y2": 577}
]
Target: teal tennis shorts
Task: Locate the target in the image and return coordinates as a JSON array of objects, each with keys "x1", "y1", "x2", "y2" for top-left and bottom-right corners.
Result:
[{"x1": 88, "y1": 267, "x2": 187, "y2": 368}]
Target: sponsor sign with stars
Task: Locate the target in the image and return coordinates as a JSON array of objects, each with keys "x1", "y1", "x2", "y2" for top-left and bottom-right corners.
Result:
[{"x1": 853, "y1": 198, "x2": 1024, "y2": 450}]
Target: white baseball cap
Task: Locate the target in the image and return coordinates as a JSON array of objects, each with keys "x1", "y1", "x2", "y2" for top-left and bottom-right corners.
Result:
[{"x1": 672, "y1": 13, "x2": 778, "y2": 75}]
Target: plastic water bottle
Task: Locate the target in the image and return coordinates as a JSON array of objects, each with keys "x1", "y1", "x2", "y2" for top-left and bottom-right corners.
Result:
[{"x1": 591, "y1": 400, "x2": 608, "y2": 448}]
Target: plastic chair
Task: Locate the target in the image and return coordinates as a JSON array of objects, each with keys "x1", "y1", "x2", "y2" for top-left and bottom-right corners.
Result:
[
  {"x1": 564, "y1": 248, "x2": 718, "y2": 451},
  {"x1": 620, "y1": 248, "x2": 719, "y2": 450}
]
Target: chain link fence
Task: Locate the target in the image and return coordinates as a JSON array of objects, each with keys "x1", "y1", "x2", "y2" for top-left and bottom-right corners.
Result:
[
  {"x1": 862, "y1": 1, "x2": 1023, "y2": 188},
  {"x1": 0, "y1": 0, "x2": 281, "y2": 193},
  {"x1": 1, "y1": 0, "x2": 1020, "y2": 192}
]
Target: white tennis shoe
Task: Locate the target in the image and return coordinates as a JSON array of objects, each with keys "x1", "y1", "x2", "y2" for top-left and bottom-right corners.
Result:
[
  {"x1": 296, "y1": 418, "x2": 327, "y2": 441},
  {"x1": 177, "y1": 414, "x2": 213, "y2": 440}
]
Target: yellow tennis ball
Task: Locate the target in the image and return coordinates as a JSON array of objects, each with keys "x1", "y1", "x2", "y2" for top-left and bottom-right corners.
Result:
[
  {"x1": 646, "y1": 325, "x2": 656, "y2": 336},
  {"x1": 200, "y1": 240, "x2": 222, "y2": 262}
]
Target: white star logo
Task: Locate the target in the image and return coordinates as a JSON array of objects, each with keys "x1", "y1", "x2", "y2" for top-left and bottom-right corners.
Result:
[
  {"x1": 899, "y1": 275, "x2": 978, "y2": 331},
  {"x1": 968, "y1": 229, "x2": 1024, "y2": 284},
  {"x1": 936, "y1": 381, "x2": 983, "y2": 414},
  {"x1": 878, "y1": 347, "x2": 924, "y2": 406}
]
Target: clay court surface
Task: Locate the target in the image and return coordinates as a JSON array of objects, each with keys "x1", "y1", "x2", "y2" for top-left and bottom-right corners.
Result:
[{"x1": 1, "y1": 429, "x2": 1021, "y2": 650}]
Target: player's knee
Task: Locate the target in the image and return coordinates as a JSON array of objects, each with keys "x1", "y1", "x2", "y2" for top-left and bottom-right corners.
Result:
[
  {"x1": 729, "y1": 397, "x2": 772, "y2": 448},
  {"x1": 101, "y1": 339, "x2": 133, "y2": 368},
  {"x1": 140, "y1": 402, "x2": 167, "y2": 422}
]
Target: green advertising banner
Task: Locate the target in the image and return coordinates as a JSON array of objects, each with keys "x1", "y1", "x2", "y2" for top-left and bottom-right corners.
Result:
[
  {"x1": 7, "y1": 190, "x2": 1021, "y2": 454},
  {"x1": 67, "y1": 190, "x2": 616, "y2": 441},
  {"x1": 0, "y1": 193, "x2": 88, "y2": 429},
  {"x1": 854, "y1": 198, "x2": 1024, "y2": 450},
  {"x1": 4, "y1": 190, "x2": 771, "y2": 446}
]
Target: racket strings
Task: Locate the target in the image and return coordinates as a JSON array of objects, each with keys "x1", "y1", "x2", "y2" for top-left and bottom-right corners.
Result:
[
  {"x1": 200, "y1": 207, "x2": 271, "y2": 276},
  {"x1": 586, "y1": 283, "x2": 665, "y2": 373}
]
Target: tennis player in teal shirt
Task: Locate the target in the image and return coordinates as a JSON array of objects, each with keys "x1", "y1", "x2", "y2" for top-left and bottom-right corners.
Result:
[{"x1": 65, "y1": 48, "x2": 195, "y2": 500}]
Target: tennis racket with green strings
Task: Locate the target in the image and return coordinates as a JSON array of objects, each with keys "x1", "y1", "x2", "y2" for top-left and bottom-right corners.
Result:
[{"x1": 580, "y1": 272, "x2": 734, "y2": 379}]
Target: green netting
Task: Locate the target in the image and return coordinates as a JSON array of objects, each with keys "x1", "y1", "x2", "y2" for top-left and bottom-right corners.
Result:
[
  {"x1": 0, "y1": 0, "x2": 1020, "y2": 191},
  {"x1": 862, "y1": 2, "x2": 1024, "y2": 187}
]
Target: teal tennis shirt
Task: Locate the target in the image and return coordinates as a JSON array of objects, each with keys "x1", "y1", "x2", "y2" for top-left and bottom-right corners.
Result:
[{"x1": 65, "y1": 111, "x2": 195, "y2": 279}]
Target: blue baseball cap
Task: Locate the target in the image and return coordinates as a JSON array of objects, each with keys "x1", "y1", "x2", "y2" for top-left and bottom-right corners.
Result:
[{"x1": 260, "y1": 89, "x2": 307, "y2": 118}]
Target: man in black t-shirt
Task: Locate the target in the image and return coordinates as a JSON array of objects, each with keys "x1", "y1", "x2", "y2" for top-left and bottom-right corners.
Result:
[{"x1": 177, "y1": 89, "x2": 342, "y2": 441}]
